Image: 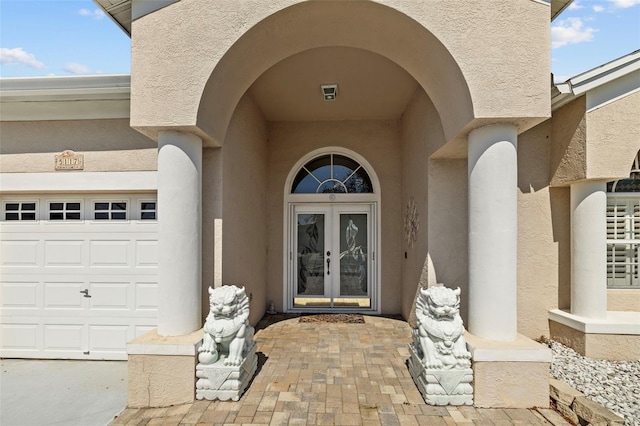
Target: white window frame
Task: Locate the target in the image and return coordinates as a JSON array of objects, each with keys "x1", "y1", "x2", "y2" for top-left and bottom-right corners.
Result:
[
  {"x1": 2, "y1": 200, "x2": 38, "y2": 222},
  {"x1": 138, "y1": 200, "x2": 157, "y2": 221},
  {"x1": 46, "y1": 199, "x2": 83, "y2": 222},
  {"x1": 606, "y1": 194, "x2": 639, "y2": 289},
  {"x1": 92, "y1": 199, "x2": 130, "y2": 222}
]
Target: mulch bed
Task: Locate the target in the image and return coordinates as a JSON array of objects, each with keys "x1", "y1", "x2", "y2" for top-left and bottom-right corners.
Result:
[{"x1": 299, "y1": 314, "x2": 365, "y2": 323}]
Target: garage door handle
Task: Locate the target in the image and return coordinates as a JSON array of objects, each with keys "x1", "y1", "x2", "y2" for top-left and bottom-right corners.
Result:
[{"x1": 80, "y1": 289, "x2": 91, "y2": 298}]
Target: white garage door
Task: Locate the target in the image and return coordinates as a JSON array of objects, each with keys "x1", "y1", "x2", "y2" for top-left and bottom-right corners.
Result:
[{"x1": 0, "y1": 194, "x2": 158, "y2": 360}]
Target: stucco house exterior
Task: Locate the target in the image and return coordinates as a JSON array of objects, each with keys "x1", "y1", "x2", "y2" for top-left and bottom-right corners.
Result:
[{"x1": 1, "y1": 0, "x2": 638, "y2": 409}]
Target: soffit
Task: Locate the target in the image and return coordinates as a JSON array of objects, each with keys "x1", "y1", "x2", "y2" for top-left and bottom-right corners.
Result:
[
  {"x1": 551, "y1": 0, "x2": 573, "y2": 21},
  {"x1": 94, "y1": 0, "x2": 132, "y2": 35},
  {"x1": 249, "y1": 47, "x2": 419, "y2": 122}
]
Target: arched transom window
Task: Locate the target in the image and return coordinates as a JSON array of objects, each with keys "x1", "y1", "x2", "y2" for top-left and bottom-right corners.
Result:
[{"x1": 291, "y1": 154, "x2": 373, "y2": 194}]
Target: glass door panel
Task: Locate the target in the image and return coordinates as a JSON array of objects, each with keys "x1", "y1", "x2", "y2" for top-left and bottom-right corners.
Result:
[
  {"x1": 291, "y1": 204, "x2": 374, "y2": 310},
  {"x1": 338, "y1": 213, "x2": 368, "y2": 297},
  {"x1": 296, "y1": 213, "x2": 326, "y2": 296}
]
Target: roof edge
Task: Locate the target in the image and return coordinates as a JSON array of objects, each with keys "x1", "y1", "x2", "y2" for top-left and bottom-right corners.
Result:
[{"x1": 551, "y1": 50, "x2": 640, "y2": 111}]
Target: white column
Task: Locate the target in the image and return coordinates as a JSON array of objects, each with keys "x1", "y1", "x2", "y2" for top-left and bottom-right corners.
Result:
[
  {"x1": 468, "y1": 124, "x2": 518, "y2": 341},
  {"x1": 157, "y1": 131, "x2": 202, "y2": 336},
  {"x1": 570, "y1": 181, "x2": 607, "y2": 319}
]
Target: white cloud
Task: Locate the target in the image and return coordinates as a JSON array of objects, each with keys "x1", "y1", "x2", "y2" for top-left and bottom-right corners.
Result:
[
  {"x1": 551, "y1": 18, "x2": 597, "y2": 49},
  {"x1": 79, "y1": 8, "x2": 105, "y2": 19},
  {"x1": 609, "y1": 0, "x2": 640, "y2": 8},
  {"x1": 568, "y1": 1, "x2": 584, "y2": 10},
  {"x1": 0, "y1": 47, "x2": 45, "y2": 69},
  {"x1": 593, "y1": 5, "x2": 605, "y2": 11},
  {"x1": 63, "y1": 62, "x2": 92, "y2": 74}
]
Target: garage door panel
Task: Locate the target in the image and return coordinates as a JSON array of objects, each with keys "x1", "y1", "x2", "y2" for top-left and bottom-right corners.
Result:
[
  {"x1": 90, "y1": 240, "x2": 131, "y2": 266},
  {"x1": 44, "y1": 240, "x2": 85, "y2": 266},
  {"x1": 135, "y1": 240, "x2": 158, "y2": 266},
  {"x1": 44, "y1": 324, "x2": 86, "y2": 352},
  {"x1": 135, "y1": 282, "x2": 158, "y2": 311},
  {"x1": 1, "y1": 240, "x2": 39, "y2": 266},
  {"x1": 44, "y1": 281, "x2": 86, "y2": 310},
  {"x1": 0, "y1": 323, "x2": 40, "y2": 352},
  {"x1": 89, "y1": 282, "x2": 130, "y2": 310},
  {"x1": 1, "y1": 281, "x2": 39, "y2": 309}
]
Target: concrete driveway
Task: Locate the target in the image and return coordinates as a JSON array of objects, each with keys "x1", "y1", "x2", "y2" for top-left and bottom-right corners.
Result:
[{"x1": 0, "y1": 359, "x2": 127, "y2": 426}]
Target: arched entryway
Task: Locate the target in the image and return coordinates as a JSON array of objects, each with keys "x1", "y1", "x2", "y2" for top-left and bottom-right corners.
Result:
[{"x1": 284, "y1": 148, "x2": 381, "y2": 312}]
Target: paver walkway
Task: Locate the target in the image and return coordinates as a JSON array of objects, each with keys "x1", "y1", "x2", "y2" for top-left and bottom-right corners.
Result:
[{"x1": 111, "y1": 315, "x2": 569, "y2": 425}]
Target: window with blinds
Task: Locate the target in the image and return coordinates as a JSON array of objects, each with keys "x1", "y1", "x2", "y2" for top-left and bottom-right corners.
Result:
[{"x1": 606, "y1": 196, "x2": 640, "y2": 288}]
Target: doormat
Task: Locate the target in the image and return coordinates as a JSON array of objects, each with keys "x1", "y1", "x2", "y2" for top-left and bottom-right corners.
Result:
[{"x1": 299, "y1": 314, "x2": 365, "y2": 323}]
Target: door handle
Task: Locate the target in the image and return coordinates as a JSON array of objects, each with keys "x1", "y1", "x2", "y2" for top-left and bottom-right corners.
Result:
[
  {"x1": 80, "y1": 289, "x2": 91, "y2": 298},
  {"x1": 326, "y1": 251, "x2": 331, "y2": 275}
]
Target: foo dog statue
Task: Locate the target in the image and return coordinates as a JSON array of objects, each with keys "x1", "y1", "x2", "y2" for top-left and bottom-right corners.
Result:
[
  {"x1": 408, "y1": 285, "x2": 473, "y2": 405},
  {"x1": 196, "y1": 285, "x2": 257, "y2": 401}
]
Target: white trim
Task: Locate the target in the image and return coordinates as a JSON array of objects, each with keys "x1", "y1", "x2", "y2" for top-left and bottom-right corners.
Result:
[
  {"x1": 0, "y1": 75, "x2": 131, "y2": 121},
  {"x1": 586, "y1": 71, "x2": 640, "y2": 112},
  {"x1": 0, "y1": 75, "x2": 131, "y2": 100},
  {"x1": 549, "y1": 309, "x2": 640, "y2": 335},
  {"x1": 282, "y1": 147, "x2": 381, "y2": 314},
  {"x1": 0, "y1": 172, "x2": 157, "y2": 193},
  {"x1": 1, "y1": 99, "x2": 130, "y2": 121},
  {"x1": 552, "y1": 50, "x2": 640, "y2": 111}
]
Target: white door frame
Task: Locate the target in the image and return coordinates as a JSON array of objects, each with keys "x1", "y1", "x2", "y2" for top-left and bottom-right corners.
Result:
[{"x1": 282, "y1": 147, "x2": 381, "y2": 313}]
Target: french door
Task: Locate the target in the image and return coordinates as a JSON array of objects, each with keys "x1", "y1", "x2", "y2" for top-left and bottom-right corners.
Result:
[{"x1": 289, "y1": 203, "x2": 375, "y2": 310}]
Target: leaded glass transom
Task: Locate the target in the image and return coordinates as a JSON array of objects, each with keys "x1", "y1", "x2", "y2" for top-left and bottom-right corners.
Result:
[{"x1": 292, "y1": 154, "x2": 373, "y2": 194}]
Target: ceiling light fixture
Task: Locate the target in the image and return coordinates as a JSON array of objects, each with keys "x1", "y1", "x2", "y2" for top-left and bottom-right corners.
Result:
[{"x1": 321, "y1": 84, "x2": 338, "y2": 101}]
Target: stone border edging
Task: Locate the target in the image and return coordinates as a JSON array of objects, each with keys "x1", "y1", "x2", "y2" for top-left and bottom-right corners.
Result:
[{"x1": 550, "y1": 378, "x2": 625, "y2": 425}]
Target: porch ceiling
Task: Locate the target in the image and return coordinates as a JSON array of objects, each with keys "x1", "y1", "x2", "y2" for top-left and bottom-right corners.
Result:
[{"x1": 248, "y1": 47, "x2": 419, "y2": 122}]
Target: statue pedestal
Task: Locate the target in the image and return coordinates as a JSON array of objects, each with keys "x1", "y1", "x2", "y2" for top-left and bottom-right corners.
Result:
[
  {"x1": 408, "y1": 342, "x2": 473, "y2": 406},
  {"x1": 196, "y1": 341, "x2": 257, "y2": 401}
]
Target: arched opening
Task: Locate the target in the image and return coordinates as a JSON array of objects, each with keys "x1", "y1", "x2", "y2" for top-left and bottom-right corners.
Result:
[
  {"x1": 197, "y1": 1, "x2": 472, "y2": 146},
  {"x1": 284, "y1": 149, "x2": 381, "y2": 312}
]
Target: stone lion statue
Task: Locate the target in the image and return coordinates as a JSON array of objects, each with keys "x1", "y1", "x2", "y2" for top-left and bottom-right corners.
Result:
[
  {"x1": 414, "y1": 286, "x2": 471, "y2": 369},
  {"x1": 198, "y1": 285, "x2": 254, "y2": 366}
]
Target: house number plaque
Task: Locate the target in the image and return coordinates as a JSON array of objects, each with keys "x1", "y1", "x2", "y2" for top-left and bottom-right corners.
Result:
[{"x1": 55, "y1": 150, "x2": 84, "y2": 170}]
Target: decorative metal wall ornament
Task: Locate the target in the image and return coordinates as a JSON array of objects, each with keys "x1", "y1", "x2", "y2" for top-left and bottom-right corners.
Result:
[{"x1": 404, "y1": 196, "x2": 419, "y2": 248}]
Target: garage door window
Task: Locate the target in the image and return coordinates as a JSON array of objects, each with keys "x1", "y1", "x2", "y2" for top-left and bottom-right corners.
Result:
[
  {"x1": 140, "y1": 201, "x2": 156, "y2": 220},
  {"x1": 49, "y1": 201, "x2": 81, "y2": 221},
  {"x1": 4, "y1": 202, "x2": 37, "y2": 221},
  {"x1": 94, "y1": 201, "x2": 127, "y2": 220}
]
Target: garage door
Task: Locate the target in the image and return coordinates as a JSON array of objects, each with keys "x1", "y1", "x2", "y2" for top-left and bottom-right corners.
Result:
[{"x1": 0, "y1": 194, "x2": 158, "y2": 360}]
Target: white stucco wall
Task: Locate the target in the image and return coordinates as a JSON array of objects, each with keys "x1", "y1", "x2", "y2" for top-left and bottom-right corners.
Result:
[{"x1": 266, "y1": 120, "x2": 402, "y2": 314}]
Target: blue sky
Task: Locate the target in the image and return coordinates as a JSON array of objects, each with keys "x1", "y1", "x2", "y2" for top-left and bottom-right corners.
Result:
[{"x1": 0, "y1": 0, "x2": 639, "y2": 81}]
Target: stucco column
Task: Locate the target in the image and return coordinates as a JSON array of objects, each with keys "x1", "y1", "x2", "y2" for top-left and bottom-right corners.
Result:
[
  {"x1": 468, "y1": 124, "x2": 518, "y2": 341},
  {"x1": 157, "y1": 131, "x2": 202, "y2": 336},
  {"x1": 570, "y1": 181, "x2": 607, "y2": 319}
]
